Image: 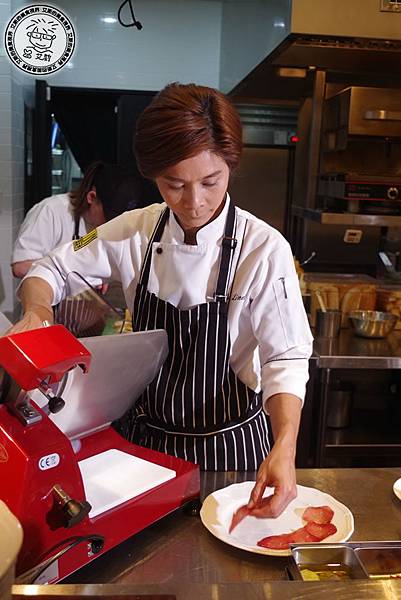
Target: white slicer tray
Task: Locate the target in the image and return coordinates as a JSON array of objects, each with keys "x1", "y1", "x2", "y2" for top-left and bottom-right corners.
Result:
[{"x1": 78, "y1": 449, "x2": 176, "y2": 518}]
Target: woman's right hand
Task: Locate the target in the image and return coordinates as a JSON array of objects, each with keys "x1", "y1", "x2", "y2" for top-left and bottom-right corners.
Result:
[
  {"x1": 5, "y1": 277, "x2": 55, "y2": 336},
  {"x1": 5, "y1": 309, "x2": 53, "y2": 336}
]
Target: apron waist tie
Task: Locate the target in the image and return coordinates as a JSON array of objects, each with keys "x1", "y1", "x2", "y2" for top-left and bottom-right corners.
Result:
[{"x1": 144, "y1": 405, "x2": 263, "y2": 437}]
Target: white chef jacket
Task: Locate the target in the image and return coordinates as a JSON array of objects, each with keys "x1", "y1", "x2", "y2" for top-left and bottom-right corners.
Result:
[
  {"x1": 12, "y1": 194, "x2": 87, "y2": 264},
  {"x1": 24, "y1": 195, "x2": 313, "y2": 407}
]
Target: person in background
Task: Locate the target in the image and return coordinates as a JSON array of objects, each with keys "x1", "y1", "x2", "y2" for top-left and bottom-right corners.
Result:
[
  {"x1": 9, "y1": 83, "x2": 313, "y2": 519},
  {"x1": 11, "y1": 161, "x2": 142, "y2": 279}
]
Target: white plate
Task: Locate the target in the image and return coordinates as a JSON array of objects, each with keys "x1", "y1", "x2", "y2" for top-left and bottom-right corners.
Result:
[
  {"x1": 200, "y1": 481, "x2": 354, "y2": 557},
  {"x1": 393, "y1": 477, "x2": 401, "y2": 500}
]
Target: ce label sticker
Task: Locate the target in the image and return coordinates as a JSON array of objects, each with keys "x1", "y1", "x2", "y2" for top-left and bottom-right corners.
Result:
[{"x1": 38, "y1": 453, "x2": 60, "y2": 471}]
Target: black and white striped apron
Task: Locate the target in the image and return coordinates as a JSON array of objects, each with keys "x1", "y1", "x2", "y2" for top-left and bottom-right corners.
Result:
[{"x1": 124, "y1": 201, "x2": 270, "y2": 471}]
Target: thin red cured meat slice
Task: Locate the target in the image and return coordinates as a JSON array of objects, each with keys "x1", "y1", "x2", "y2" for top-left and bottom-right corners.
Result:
[
  {"x1": 257, "y1": 526, "x2": 319, "y2": 550},
  {"x1": 229, "y1": 504, "x2": 251, "y2": 534},
  {"x1": 288, "y1": 526, "x2": 320, "y2": 544},
  {"x1": 257, "y1": 532, "x2": 293, "y2": 550},
  {"x1": 305, "y1": 521, "x2": 337, "y2": 541},
  {"x1": 302, "y1": 505, "x2": 334, "y2": 524}
]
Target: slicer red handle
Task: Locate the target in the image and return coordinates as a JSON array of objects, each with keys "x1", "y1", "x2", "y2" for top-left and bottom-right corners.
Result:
[{"x1": 0, "y1": 324, "x2": 91, "y2": 390}]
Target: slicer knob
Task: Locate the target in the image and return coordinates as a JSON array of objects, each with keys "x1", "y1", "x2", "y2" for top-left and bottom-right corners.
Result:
[
  {"x1": 63, "y1": 498, "x2": 92, "y2": 528},
  {"x1": 53, "y1": 484, "x2": 92, "y2": 528},
  {"x1": 48, "y1": 395, "x2": 65, "y2": 414}
]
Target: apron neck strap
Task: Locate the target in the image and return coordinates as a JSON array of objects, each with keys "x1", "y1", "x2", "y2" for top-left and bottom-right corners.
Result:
[
  {"x1": 139, "y1": 200, "x2": 237, "y2": 303},
  {"x1": 213, "y1": 200, "x2": 237, "y2": 302},
  {"x1": 72, "y1": 217, "x2": 80, "y2": 241}
]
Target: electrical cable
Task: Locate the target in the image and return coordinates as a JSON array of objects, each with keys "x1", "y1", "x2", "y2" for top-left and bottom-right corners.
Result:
[
  {"x1": 118, "y1": 0, "x2": 143, "y2": 30},
  {"x1": 16, "y1": 534, "x2": 105, "y2": 584}
]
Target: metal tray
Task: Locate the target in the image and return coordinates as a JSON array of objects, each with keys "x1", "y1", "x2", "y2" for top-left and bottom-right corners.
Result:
[
  {"x1": 355, "y1": 545, "x2": 401, "y2": 579},
  {"x1": 289, "y1": 541, "x2": 401, "y2": 581}
]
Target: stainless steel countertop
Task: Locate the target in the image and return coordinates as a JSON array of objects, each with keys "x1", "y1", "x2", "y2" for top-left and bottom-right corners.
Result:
[
  {"x1": 313, "y1": 328, "x2": 401, "y2": 368},
  {"x1": 11, "y1": 580, "x2": 401, "y2": 598},
  {"x1": 13, "y1": 468, "x2": 401, "y2": 598}
]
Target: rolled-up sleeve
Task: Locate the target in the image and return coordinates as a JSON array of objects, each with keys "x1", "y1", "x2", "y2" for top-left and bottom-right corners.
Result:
[{"x1": 249, "y1": 240, "x2": 313, "y2": 408}]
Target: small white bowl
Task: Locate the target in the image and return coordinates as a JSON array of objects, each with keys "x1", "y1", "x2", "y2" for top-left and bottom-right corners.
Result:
[{"x1": 393, "y1": 477, "x2": 401, "y2": 501}]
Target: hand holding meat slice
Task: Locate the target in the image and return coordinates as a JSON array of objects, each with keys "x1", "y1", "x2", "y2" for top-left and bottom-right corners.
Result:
[
  {"x1": 246, "y1": 443, "x2": 298, "y2": 518},
  {"x1": 228, "y1": 447, "x2": 297, "y2": 534},
  {"x1": 229, "y1": 504, "x2": 251, "y2": 534},
  {"x1": 228, "y1": 496, "x2": 278, "y2": 533}
]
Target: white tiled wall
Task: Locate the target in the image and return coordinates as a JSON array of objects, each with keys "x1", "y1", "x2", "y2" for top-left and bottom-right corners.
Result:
[
  {"x1": 0, "y1": 0, "x2": 36, "y2": 318},
  {"x1": 0, "y1": 0, "x2": 14, "y2": 317},
  {"x1": 41, "y1": 0, "x2": 223, "y2": 90}
]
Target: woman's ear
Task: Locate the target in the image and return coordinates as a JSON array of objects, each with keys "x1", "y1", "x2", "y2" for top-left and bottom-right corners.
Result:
[{"x1": 86, "y1": 188, "x2": 98, "y2": 205}]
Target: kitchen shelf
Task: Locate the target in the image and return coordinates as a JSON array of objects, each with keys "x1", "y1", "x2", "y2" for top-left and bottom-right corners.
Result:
[
  {"x1": 324, "y1": 409, "x2": 401, "y2": 457},
  {"x1": 292, "y1": 205, "x2": 401, "y2": 226}
]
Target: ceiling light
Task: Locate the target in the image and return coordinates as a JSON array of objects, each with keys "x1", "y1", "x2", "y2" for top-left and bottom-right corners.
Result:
[{"x1": 101, "y1": 17, "x2": 117, "y2": 24}]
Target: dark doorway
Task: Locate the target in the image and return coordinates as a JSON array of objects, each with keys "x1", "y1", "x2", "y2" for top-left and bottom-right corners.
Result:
[{"x1": 29, "y1": 81, "x2": 161, "y2": 213}]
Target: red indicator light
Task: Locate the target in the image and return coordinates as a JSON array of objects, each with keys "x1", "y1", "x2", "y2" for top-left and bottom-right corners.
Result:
[{"x1": 290, "y1": 135, "x2": 299, "y2": 143}]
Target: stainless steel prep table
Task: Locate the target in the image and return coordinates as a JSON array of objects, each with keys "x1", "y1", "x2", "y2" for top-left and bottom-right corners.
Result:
[
  {"x1": 12, "y1": 468, "x2": 401, "y2": 598},
  {"x1": 314, "y1": 329, "x2": 401, "y2": 370},
  {"x1": 312, "y1": 329, "x2": 401, "y2": 466}
]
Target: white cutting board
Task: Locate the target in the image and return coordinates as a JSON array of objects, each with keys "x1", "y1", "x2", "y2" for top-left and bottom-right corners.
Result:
[{"x1": 78, "y1": 449, "x2": 176, "y2": 518}]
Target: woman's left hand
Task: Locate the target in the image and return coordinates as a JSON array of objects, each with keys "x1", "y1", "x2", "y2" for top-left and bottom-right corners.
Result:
[{"x1": 246, "y1": 443, "x2": 297, "y2": 518}]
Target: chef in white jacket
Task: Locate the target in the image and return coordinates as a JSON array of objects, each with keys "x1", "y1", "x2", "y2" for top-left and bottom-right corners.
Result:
[{"x1": 11, "y1": 83, "x2": 313, "y2": 519}]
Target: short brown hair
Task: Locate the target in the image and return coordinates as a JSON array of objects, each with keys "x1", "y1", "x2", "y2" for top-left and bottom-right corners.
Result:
[
  {"x1": 134, "y1": 83, "x2": 242, "y2": 179},
  {"x1": 69, "y1": 161, "x2": 143, "y2": 220}
]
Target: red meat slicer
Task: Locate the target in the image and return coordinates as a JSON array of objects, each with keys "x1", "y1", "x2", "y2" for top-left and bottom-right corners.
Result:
[{"x1": 0, "y1": 324, "x2": 200, "y2": 584}]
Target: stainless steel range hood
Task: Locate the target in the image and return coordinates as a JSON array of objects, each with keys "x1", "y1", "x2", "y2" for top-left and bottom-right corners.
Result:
[{"x1": 225, "y1": 0, "x2": 401, "y2": 100}]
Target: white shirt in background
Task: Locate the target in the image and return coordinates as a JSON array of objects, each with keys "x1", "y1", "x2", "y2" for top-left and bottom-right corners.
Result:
[{"x1": 12, "y1": 193, "x2": 87, "y2": 264}]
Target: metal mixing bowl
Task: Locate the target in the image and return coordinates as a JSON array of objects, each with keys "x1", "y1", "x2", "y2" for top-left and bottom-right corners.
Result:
[{"x1": 348, "y1": 310, "x2": 398, "y2": 338}]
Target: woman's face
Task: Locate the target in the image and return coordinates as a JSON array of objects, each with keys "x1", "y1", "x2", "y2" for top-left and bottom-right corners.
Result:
[{"x1": 155, "y1": 151, "x2": 230, "y2": 231}]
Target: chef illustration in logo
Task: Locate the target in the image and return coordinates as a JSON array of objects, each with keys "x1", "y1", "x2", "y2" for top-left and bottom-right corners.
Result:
[{"x1": 23, "y1": 17, "x2": 58, "y2": 62}]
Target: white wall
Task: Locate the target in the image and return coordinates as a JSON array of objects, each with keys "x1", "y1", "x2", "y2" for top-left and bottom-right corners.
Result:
[{"x1": 46, "y1": 0, "x2": 222, "y2": 90}]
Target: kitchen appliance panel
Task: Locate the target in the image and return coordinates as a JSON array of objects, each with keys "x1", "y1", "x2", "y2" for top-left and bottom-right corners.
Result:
[
  {"x1": 324, "y1": 87, "x2": 401, "y2": 144},
  {"x1": 229, "y1": 147, "x2": 291, "y2": 234},
  {"x1": 302, "y1": 220, "x2": 381, "y2": 273}
]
